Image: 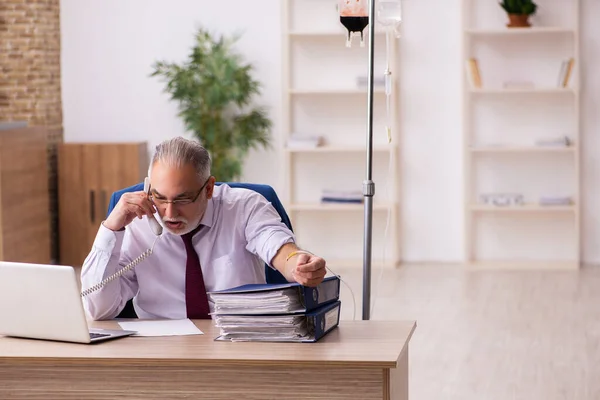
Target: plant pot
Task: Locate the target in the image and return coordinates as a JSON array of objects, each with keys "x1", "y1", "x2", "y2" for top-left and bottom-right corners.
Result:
[{"x1": 506, "y1": 13, "x2": 531, "y2": 28}]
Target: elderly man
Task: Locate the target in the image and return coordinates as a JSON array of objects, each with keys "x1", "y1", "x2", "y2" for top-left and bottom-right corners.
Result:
[{"x1": 81, "y1": 136, "x2": 326, "y2": 320}]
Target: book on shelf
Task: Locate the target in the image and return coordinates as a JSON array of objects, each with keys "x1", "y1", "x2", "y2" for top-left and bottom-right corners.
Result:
[
  {"x1": 207, "y1": 276, "x2": 341, "y2": 342},
  {"x1": 539, "y1": 196, "x2": 573, "y2": 206},
  {"x1": 503, "y1": 80, "x2": 535, "y2": 89},
  {"x1": 557, "y1": 58, "x2": 574, "y2": 88},
  {"x1": 321, "y1": 189, "x2": 363, "y2": 204},
  {"x1": 465, "y1": 58, "x2": 482, "y2": 88}
]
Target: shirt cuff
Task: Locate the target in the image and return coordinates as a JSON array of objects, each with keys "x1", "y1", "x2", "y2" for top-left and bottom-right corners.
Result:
[
  {"x1": 94, "y1": 222, "x2": 126, "y2": 255},
  {"x1": 264, "y1": 231, "x2": 295, "y2": 269}
]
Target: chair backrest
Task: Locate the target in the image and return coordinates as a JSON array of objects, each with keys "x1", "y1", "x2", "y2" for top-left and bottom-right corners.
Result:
[{"x1": 106, "y1": 182, "x2": 292, "y2": 319}]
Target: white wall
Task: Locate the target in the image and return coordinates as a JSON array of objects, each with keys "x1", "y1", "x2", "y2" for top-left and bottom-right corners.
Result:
[
  {"x1": 60, "y1": 0, "x2": 284, "y2": 190},
  {"x1": 580, "y1": 0, "x2": 600, "y2": 265},
  {"x1": 60, "y1": 0, "x2": 599, "y2": 264}
]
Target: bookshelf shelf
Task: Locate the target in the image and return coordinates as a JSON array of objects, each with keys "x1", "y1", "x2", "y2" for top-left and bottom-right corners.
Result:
[
  {"x1": 462, "y1": 0, "x2": 580, "y2": 268},
  {"x1": 283, "y1": 0, "x2": 400, "y2": 268},
  {"x1": 470, "y1": 146, "x2": 576, "y2": 154},
  {"x1": 469, "y1": 88, "x2": 576, "y2": 95},
  {"x1": 288, "y1": 30, "x2": 387, "y2": 38},
  {"x1": 470, "y1": 204, "x2": 576, "y2": 213},
  {"x1": 289, "y1": 203, "x2": 394, "y2": 212},
  {"x1": 289, "y1": 88, "x2": 386, "y2": 95},
  {"x1": 465, "y1": 27, "x2": 575, "y2": 36},
  {"x1": 286, "y1": 145, "x2": 395, "y2": 153}
]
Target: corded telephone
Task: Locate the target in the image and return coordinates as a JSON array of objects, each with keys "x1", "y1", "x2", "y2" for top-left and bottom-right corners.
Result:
[
  {"x1": 80, "y1": 177, "x2": 162, "y2": 297},
  {"x1": 144, "y1": 177, "x2": 164, "y2": 236}
]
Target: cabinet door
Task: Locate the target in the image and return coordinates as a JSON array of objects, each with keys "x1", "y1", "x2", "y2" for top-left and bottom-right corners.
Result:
[
  {"x1": 81, "y1": 144, "x2": 102, "y2": 264},
  {"x1": 58, "y1": 144, "x2": 85, "y2": 266},
  {"x1": 58, "y1": 144, "x2": 100, "y2": 267},
  {"x1": 58, "y1": 143, "x2": 148, "y2": 267},
  {"x1": 0, "y1": 128, "x2": 51, "y2": 263}
]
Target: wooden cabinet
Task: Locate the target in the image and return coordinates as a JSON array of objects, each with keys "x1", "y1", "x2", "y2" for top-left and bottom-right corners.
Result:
[
  {"x1": 0, "y1": 127, "x2": 51, "y2": 264},
  {"x1": 58, "y1": 143, "x2": 148, "y2": 267}
]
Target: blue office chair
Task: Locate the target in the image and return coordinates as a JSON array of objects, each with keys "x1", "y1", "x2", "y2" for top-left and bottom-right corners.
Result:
[{"x1": 106, "y1": 181, "x2": 292, "y2": 319}]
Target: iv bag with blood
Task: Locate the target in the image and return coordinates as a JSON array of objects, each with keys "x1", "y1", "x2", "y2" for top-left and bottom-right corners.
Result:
[{"x1": 339, "y1": 0, "x2": 369, "y2": 47}]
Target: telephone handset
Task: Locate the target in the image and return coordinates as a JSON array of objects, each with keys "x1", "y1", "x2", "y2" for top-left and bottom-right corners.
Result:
[
  {"x1": 80, "y1": 178, "x2": 162, "y2": 297},
  {"x1": 144, "y1": 177, "x2": 163, "y2": 236}
]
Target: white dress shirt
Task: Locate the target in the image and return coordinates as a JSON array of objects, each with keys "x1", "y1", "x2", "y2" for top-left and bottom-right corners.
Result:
[{"x1": 80, "y1": 184, "x2": 295, "y2": 320}]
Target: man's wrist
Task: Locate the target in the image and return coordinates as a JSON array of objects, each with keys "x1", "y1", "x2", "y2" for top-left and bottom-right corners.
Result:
[
  {"x1": 285, "y1": 249, "x2": 313, "y2": 262},
  {"x1": 102, "y1": 220, "x2": 125, "y2": 232}
]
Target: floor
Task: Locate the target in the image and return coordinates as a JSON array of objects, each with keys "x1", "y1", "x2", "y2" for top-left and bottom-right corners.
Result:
[{"x1": 334, "y1": 264, "x2": 600, "y2": 400}]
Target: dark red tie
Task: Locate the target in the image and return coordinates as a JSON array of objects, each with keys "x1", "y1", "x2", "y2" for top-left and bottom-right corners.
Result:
[{"x1": 181, "y1": 225, "x2": 211, "y2": 319}]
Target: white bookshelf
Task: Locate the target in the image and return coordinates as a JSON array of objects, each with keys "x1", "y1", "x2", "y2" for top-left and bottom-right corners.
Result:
[
  {"x1": 462, "y1": 0, "x2": 580, "y2": 268},
  {"x1": 282, "y1": 0, "x2": 400, "y2": 268}
]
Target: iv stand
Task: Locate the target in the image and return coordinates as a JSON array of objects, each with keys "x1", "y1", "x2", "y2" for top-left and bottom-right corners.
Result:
[{"x1": 362, "y1": 0, "x2": 376, "y2": 321}]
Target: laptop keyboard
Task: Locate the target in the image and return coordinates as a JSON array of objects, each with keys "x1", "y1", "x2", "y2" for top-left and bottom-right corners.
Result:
[{"x1": 89, "y1": 332, "x2": 111, "y2": 339}]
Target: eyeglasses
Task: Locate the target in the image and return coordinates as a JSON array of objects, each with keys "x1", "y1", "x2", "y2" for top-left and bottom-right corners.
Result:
[{"x1": 148, "y1": 178, "x2": 210, "y2": 207}]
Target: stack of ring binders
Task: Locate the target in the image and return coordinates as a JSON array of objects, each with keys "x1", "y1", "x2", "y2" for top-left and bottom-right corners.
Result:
[{"x1": 207, "y1": 276, "x2": 341, "y2": 342}]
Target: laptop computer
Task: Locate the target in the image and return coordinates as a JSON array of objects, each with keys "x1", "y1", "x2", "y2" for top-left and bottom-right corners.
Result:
[{"x1": 0, "y1": 261, "x2": 136, "y2": 344}]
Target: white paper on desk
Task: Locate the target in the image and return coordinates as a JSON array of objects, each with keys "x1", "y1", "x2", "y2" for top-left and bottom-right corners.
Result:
[{"x1": 117, "y1": 319, "x2": 204, "y2": 337}]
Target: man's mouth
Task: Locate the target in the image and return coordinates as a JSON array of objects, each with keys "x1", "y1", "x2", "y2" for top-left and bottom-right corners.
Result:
[{"x1": 165, "y1": 221, "x2": 184, "y2": 230}]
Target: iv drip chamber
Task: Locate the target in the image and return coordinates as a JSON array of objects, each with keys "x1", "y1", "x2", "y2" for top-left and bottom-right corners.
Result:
[{"x1": 376, "y1": 0, "x2": 401, "y2": 26}]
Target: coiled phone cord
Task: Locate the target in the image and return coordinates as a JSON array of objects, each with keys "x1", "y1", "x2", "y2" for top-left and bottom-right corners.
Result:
[{"x1": 80, "y1": 236, "x2": 160, "y2": 298}]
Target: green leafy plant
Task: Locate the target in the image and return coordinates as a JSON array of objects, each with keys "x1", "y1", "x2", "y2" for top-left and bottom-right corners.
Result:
[
  {"x1": 499, "y1": 0, "x2": 537, "y2": 15},
  {"x1": 151, "y1": 27, "x2": 272, "y2": 182}
]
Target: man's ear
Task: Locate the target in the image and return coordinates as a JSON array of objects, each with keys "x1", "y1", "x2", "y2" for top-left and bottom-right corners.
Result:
[{"x1": 205, "y1": 176, "x2": 216, "y2": 199}]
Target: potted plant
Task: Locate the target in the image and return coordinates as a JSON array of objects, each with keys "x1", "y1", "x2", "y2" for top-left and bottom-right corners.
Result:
[
  {"x1": 151, "y1": 27, "x2": 272, "y2": 182},
  {"x1": 499, "y1": 0, "x2": 538, "y2": 28}
]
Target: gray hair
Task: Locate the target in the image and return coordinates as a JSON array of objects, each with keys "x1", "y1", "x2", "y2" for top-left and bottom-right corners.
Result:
[{"x1": 149, "y1": 136, "x2": 211, "y2": 182}]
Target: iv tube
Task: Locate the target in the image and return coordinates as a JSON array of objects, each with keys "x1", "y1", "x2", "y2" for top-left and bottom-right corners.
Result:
[
  {"x1": 377, "y1": 0, "x2": 402, "y2": 143},
  {"x1": 339, "y1": 0, "x2": 369, "y2": 47},
  {"x1": 384, "y1": 30, "x2": 392, "y2": 143}
]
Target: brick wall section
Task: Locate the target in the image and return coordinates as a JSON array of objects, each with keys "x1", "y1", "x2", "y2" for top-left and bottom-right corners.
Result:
[{"x1": 0, "y1": 0, "x2": 63, "y2": 263}]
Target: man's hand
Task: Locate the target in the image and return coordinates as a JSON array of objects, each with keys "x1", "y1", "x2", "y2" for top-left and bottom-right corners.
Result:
[
  {"x1": 271, "y1": 243, "x2": 327, "y2": 287},
  {"x1": 289, "y1": 252, "x2": 327, "y2": 287},
  {"x1": 103, "y1": 191, "x2": 157, "y2": 231}
]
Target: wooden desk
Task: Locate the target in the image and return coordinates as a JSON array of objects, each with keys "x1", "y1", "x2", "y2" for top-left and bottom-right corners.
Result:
[{"x1": 0, "y1": 319, "x2": 416, "y2": 400}]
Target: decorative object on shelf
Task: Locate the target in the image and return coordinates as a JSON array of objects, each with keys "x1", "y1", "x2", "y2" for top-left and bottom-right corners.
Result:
[
  {"x1": 479, "y1": 193, "x2": 524, "y2": 207},
  {"x1": 534, "y1": 136, "x2": 572, "y2": 148},
  {"x1": 287, "y1": 133, "x2": 325, "y2": 149},
  {"x1": 151, "y1": 27, "x2": 272, "y2": 182},
  {"x1": 499, "y1": 0, "x2": 538, "y2": 28}
]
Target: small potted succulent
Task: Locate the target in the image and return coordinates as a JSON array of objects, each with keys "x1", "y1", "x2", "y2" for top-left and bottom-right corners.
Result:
[{"x1": 499, "y1": 0, "x2": 538, "y2": 28}]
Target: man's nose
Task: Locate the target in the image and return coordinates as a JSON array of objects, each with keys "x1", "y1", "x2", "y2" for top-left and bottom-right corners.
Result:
[{"x1": 163, "y1": 203, "x2": 177, "y2": 219}]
